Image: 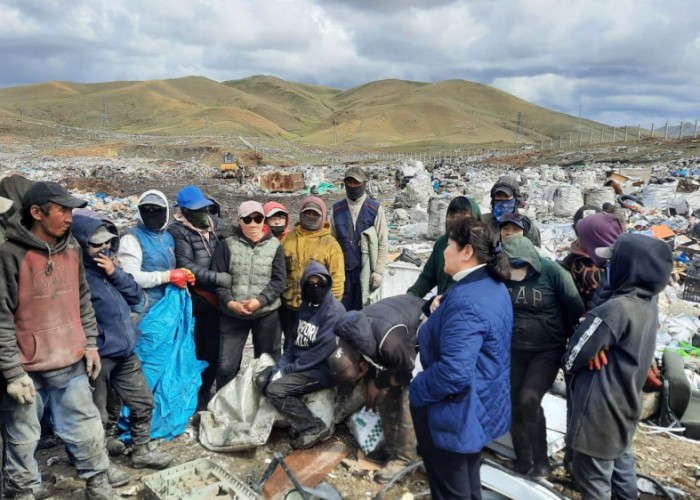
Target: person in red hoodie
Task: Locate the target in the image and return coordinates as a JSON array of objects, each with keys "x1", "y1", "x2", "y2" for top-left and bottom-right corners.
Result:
[{"x1": 264, "y1": 201, "x2": 291, "y2": 240}]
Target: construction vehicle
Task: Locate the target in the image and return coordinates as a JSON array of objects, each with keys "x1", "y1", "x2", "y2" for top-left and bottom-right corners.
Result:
[{"x1": 219, "y1": 152, "x2": 246, "y2": 183}]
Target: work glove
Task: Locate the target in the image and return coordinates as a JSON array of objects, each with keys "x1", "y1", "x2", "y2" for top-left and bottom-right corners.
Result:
[
  {"x1": 183, "y1": 268, "x2": 196, "y2": 285},
  {"x1": 7, "y1": 374, "x2": 36, "y2": 405},
  {"x1": 587, "y1": 347, "x2": 609, "y2": 371},
  {"x1": 169, "y1": 269, "x2": 191, "y2": 288},
  {"x1": 85, "y1": 348, "x2": 102, "y2": 380},
  {"x1": 370, "y1": 272, "x2": 383, "y2": 291}
]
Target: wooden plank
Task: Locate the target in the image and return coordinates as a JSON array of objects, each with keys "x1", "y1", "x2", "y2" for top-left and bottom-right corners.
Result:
[{"x1": 261, "y1": 441, "x2": 352, "y2": 499}]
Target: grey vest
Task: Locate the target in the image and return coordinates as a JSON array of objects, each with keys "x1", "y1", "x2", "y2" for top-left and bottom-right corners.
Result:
[{"x1": 225, "y1": 235, "x2": 281, "y2": 318}]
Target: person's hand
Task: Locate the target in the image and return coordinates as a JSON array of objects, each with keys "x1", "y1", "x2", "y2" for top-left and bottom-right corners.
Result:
[
  {"x1": 227, "y1": 301, "x2": 251, "y2": 315},
  {"x1": 84, "y1": 348, "x2": 102, "y2": 380},
  {"x1": 241, "y1": 298, "x2": 261, "y2": 313},
  {"x1": 93, "y1": 253, "x2": 115, "y2": 276},
  {"x1": 169, "y1": 269, "x2": 190, "y2": 288},
  {"x1": 587, "y1": 347, "x2": 609, "y2": 371},
  {"x1": 182, "y1": 268, "x2": 196, "y2": 286},
  {"x1": 7, "y1": 374, "x2": 35, "y2": 405},
  {"x1": 362, "y1": 379, "x2": 380, "y2": 410},
  {"x1": 370, "y1": 272, "x2": 383, "y2": 291},
  {"x1": 429, "y1": 294, "x2": 442, "y2": 314}
]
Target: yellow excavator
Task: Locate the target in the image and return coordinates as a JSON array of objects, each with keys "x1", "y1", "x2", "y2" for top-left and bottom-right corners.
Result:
[{"x1": 219, "y1": 152, "x2": 239, "y2": 177}]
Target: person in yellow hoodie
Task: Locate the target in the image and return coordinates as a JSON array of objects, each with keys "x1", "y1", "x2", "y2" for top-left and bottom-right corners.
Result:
[{"x1": 281, "y1": 197, "x2": 345, "y2": 345}]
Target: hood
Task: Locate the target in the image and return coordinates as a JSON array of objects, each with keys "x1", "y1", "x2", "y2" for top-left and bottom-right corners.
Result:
[
  {"x1": 4, "y1": 210, "x2": 72, "y2": 253},
  {"x1": 334, "y1": 310, "x2": 376, "y2": 358},
  {"x1": 300, "y1": 196, "x2": 328, "y2": 222},
  {"x1": 503, "y1": 234, "x2": 542, "y2": 273},
  {"x1": 577, "y1": 213, "x2": 624, "y2": 266},
  {"x1": 490, "y1": 176, "x2": 521, "y2": 206},
  {"x1": 301, "y1": 261, "x2": 333, "y2": 290},
  {"x1": 608, "y1": 233, "x2": 672, "y2": 298},
  {"x1": 467, "y1": 197, "x2": 482, "y2": 220},
  {"x1": 137, "y1": 189, "x2": 170, "y2": 231},
  {"x1": 264, "y1": 201, "x2": 291, "y2": 233},
  {"x1": 0, "y1": 175, "x2": 35, "y2": 228},
  {"x1": 71, "y1": 210, "x2": 120, "y2": 256}
]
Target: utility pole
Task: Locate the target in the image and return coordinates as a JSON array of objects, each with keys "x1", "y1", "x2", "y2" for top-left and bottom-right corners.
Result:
[
  {"x1": 19, "y1": 100, "x2": 24, "y2": 123},
  {"x1": 101, "y1": 97, "x2": 109, "y2": 129},
  {"x1": 333, "y1": 119, "x2": 338, "y2": 147},
  {"x1": 514, "y1": 112, "x2": 523, "y2": 145}
]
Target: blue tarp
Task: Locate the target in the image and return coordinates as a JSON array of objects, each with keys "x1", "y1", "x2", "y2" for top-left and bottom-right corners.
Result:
[{"x1": 120, "y1": 286, "x2": 206, "y2": 441}]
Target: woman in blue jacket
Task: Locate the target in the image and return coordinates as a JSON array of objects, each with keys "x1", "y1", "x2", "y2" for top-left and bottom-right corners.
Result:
[{"x1": 410, "y1": 218, "x2": 513, "y2": 499}]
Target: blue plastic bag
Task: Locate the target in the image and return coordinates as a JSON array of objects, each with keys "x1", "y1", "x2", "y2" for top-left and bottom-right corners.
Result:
[{"x1": 120, "y1": 286, "x2": 207, "y2": 441}]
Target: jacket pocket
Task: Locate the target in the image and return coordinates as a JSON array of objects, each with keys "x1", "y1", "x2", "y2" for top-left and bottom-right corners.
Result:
[
  {"x1": 427, "y1": 395, "x2": 470, "y2": 437},
  {"x1": 21, "y1": 321, "x2": 86, "y2": 371}
]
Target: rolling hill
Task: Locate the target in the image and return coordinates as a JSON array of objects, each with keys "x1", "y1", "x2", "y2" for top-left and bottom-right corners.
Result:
[{"x1": 0, "y1": 75, "x2": 606, "y2": 149}]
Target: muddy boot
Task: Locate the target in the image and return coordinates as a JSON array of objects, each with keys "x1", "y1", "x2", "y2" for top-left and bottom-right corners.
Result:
[
  {"x1": 85, "y1": 472, "x2": 118, "y2": 500},
  {"x1": 131, "y1": 444, "x2": 173, "y2": 470},
  {"x1": 290, "y1": 418, "x2": 334, "y2": 450},
  {"x1": 107, "y1": 467, "x2": 130, "y2": 487},
  {"x1": 373, "y1": 459, "x2": 411, "y2": 484},
  {"x1": 106, "y1": 438, "x2": 126, "y2": 457}
]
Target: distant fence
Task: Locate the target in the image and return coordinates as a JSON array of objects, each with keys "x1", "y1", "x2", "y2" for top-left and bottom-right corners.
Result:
[{"x1": 7, "y1": 118, "x2": 699, "y2": 166}]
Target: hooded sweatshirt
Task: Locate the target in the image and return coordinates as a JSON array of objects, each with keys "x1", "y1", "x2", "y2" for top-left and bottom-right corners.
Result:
[
  {"x1": 503, "y1": 236, "x2": 584, "y2": 351},
  {"x1": 264, "y1": 201, "x2": 291, "y2": 240},
  {"x1": 274, "y1": 262, "x2": 345, "y2": 380},
  {"x1": 563, "y1": 234, "x2": 673, "y2": 459},
  {"x1": 281, "y1": 199, "x2": 345, "y2": 309},
  {"x1": 482, "y1": 176, "x2": 542, "y2": 247},
  {"x1": 71, "y1": 212, "x2": 143, "y2": 358},
  {"x1": 0, "y1": 175, "x2": 34, "y2": 231},
  {"x1": 577, "y1": 213, "x2": 624, "y2": 267},
  {"x1": 119, "y1": 189, "x2": 175, "y2": 310},
  {"x1": 0, "y1": 211, "x2": 98, "y2": 383}
]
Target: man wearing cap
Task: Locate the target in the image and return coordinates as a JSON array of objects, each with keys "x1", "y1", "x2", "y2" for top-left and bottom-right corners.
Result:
[
  {"x1": 499, "y1": 213, "x2": 526, "y2": 242},
  {"x1": 281, "y1": 197, "x2": 345, "y2": 344},
  {"x1": 0, "y1": 182, "x2": 119, "y2": 499},
  {"x1": 210, "y1": 200, "x2": 286, "y2": 388},
  {"x1": 483, "y1": 176, "x2": 541, "y2": 247},
  {"x1": 331, "y1": 167, "x2": 388, "y2": 311},
  {"x1": 168, "y1": 185, "x2": 228, "y2": 409},
  {"x1": 264, "y1": 201, "x2": 291, "y2": 240},
  {"x1": 119, "y1": 189, "x2": 194, "y2": 314}
]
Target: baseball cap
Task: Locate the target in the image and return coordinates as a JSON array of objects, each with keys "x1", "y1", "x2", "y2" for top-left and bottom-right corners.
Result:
[
  {"x1": 301, "y1": 202, "x2": 323, "y2": 215},
  {"x1": 89, "y1": 226, "x2": 118, "y2": 245},
  {"x1": 595, "y1": 246, "x2": 614, "y2": 260},
  {"x1": 176, "y1": 185, "x2": 213, "y2": 210},
  {"x1": 238, "y1": 200, "x2": 264, "y2": 218},
  {"x1": 22, "y1": 182, "x2": 87, "y2": 210},
  {"x1": 139, "y1": 193, "x2": 167, "y2": 208},
  {"x1": 344, "y1": 166, "x2": 367, "y2": 183},
  {"x1": 500, "y1": 213, "x2": 526, "y2": 229},
  {"x1": 266, "y1": 207, "x2": 287, "y2": 217},
  {"x1": 494, "y1": 185, "x2": 515, "y2": 197},
  {"x1": 0, "y1": 195, "x2": 12, "y2": 214}
]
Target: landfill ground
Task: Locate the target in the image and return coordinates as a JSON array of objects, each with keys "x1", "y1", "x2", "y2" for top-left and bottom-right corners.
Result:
[{"x1": 2, "y1": 128, "x2": 700, "y2": 498}]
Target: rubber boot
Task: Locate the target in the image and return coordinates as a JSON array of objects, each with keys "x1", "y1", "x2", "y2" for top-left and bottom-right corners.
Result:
[
  {"x1": 131, "y1": 444, "x2": 173, "y2": 470},
  {"x1": 85, "y1": 472, "x2": 119, "y2": 500}
]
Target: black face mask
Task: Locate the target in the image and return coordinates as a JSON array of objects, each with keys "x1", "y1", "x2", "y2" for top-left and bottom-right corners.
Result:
[
  {"x1": 302, "y1": 281, "x2": 328, "y2": 304},
  {"x1": 270, "y1": 225, "x2": 286, "y2": 237},
  {"x1": 346, "y1": 184, "x2": 366, "y2": 202},
  {"x1": 182, "y1": 208, "x2": 210, "y2": 230},
  {"x1": 140, "y1": 206, "x2": 167, "y2": 230}
]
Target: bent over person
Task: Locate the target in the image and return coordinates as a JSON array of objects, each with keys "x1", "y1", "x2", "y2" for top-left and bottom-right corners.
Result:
[{"x1": 0, "y1": 182, "x2": 118, "y2": 500}]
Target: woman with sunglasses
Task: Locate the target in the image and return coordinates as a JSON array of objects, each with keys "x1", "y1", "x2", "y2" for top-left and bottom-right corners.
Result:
[{"x1": 210, "y1": 201, "x2": 286, "y2": 389}]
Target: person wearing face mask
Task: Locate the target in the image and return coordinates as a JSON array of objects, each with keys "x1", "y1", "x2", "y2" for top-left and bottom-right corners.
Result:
[
  {"x1": 168, "y1": 185, "x2": 229, "y2": 409},
  {"x1": 330, "y1": 167, "x2": 388, "y2": 311},
  {"x1": 280, "y1": 197, "x2": 345, "y2": 345},
  {"x1": 256, "y1": 262, "x2": 345, "y2": 449},
  {"x1": 119, "y1": 190, "x2": 194, "y2": 314},
  {"x1": 482, "y1": 176, "x2": 541, "y2": 248},
  {"x1": 263, "y1": 201, "x2": 291, "y2": 240},
  {"x1": 210, "y1": 201, "x2": 286, "y2": 388},
  {"x1": 502, "y1": 235, "x2": 583, "y2": 481},
  {"x1": 407, "y1": 196, "x2": 481, "y2": 308}
]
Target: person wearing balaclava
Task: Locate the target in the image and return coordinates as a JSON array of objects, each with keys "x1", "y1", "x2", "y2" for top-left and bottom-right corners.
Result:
[
  {"x1": 210, "y1": 200, "x2": 286, "y2": 388},
  {"x1": 119, "y1": 189, "x2": 194, "y2": 314},
  {"x1": 264, "y1": 201, "x2": 291, "y2": 240},
  {"x1": 330, "y1": 166, "x2": 388, "y2": 311},
  {"x1": 168, "y1": 185, "x2": 229, "y2": 409},
  {"x1": 407, "y1": 196, "x2": 481, "y2": 307},
  {"x1": 255, "y1": 262, "x2": 345, "y2": 449},
  {"x1": 482, "y1": 176, "x2": 541, "y2": 248},
  {"x1": 280, "y1": 196, "x2": 345, "y2": 346}
]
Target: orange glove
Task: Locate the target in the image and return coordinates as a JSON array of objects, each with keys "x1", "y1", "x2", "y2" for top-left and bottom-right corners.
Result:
[
  {"x1": 182, "y1": 268, "x2": 196, "y2": 286},
  {"x1": 169, "y1": 269, "x2": 190, "y2": 288},
  {"x1": 587, "y1": 347, "x2": 609, "y2": 371},
  {"x1": 646, "y1": 364, "x2": 663, "y2": 389}
]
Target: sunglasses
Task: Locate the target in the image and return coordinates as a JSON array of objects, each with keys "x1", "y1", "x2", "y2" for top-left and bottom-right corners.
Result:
[
  {"x1": 240, "y1": 214, "x2": 264, "y2": 224},
  {"x1": 88, "y1": 241, "x2": 109, "y2": 249},
  {"x1": 306, "y1": 280, "x2": 327, "y2": 288}
]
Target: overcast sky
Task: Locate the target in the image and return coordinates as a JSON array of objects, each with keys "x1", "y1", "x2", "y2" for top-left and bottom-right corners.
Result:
[{"x1": 1, "y1": 0, "x2": 698, "y2": 127}]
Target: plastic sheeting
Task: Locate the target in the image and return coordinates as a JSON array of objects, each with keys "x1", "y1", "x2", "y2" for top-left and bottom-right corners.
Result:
[
  {"x1": 552, "y1": 185, "x2": 584, "y2": 217},
  {"x1": 121, "y1": 287, "x2": 206, "y2": 442},
  {"x1": 584, "y1": 187, "x2": 616, "y2": 207},
  {"x1": 642, "y1": 181, "x2": 678, "y2": 211}
]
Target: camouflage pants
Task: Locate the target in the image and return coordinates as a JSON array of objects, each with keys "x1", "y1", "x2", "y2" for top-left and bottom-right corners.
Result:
[{"x1": 376, "y1": 385, "x2": 418, "y2": 463}]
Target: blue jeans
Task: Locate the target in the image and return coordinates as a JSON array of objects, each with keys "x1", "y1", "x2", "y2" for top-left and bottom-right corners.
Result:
[
  {"x1": 572, "y1": 448, "x2": 638, "y2": 499},
  {"x1": 1, "y1": 372, "x2": 109, "y2": 494}
]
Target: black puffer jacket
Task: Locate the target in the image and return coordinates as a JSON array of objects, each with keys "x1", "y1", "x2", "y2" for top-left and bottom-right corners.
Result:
[{"x1": 168, "y1": 215, "x2": 229, "y2": 292}]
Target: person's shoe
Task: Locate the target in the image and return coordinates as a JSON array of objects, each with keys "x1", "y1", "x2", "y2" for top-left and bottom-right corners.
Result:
[
  {"x1": 290, "y1": 422, "x2": 335, "y2": 450},
  {"x1": 131, "y1": 444, "x2": 173, "y2": 470},
  {"x1": 373, "y1": 460, "x2": 411, "y2": 484},
  {"x1": 530, "y1": 462, "x2": 551, "y2": 481},
  {"x1": 512, "y1": 459, "x2": 533, "y2": 475},
  {"x1": 107, "y1": 467, "x2": 130, "y2": 488},
  {"x1": 85, "y1": 472, "x2": 119, "y2": 500},
  {"x1": 106, "y1": 438, "x2": 126, "y2": 457}
]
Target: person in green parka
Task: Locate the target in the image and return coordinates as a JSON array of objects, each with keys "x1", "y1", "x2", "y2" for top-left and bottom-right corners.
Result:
[
  {"x1": 406, "y1": 196, "x2": 480, "y2": 305},
  {"x1": 503, "y1": 235, "x2": 584, "y2": 480}
]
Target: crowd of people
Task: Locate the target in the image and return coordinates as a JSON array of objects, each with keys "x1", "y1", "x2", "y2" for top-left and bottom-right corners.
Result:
[{"x1": 0, "y1": 168, "x2": 674, "y2": 500}]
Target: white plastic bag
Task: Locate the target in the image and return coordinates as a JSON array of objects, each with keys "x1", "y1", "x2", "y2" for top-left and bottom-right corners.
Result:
[{"x1": 347, "y1": 408, "x2": 385, "y2": 455}]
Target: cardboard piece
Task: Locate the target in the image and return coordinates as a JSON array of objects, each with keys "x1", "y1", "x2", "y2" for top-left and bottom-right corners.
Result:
[{"x1": 651, "y1": 224, "x2": 675, "y2": 240}]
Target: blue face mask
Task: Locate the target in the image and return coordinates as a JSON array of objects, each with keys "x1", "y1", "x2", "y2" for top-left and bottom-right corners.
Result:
[
  {"x1": 511, "y1": 259, "x2": 528, "y2": 268},
  {"x1": 493, "y1": 199, "x2": 517, "y2": 222}
]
